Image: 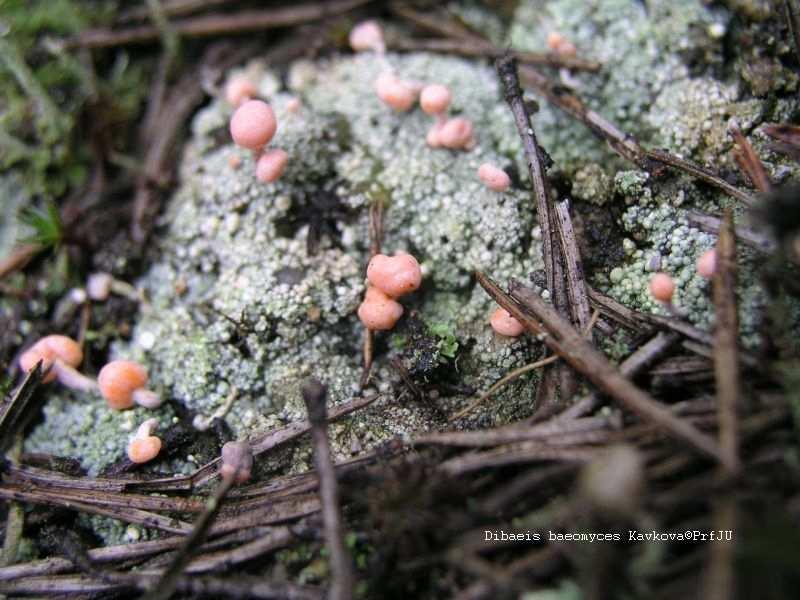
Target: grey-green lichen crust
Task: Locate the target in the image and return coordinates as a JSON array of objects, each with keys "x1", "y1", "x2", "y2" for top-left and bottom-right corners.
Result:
[{"x1": 26, "y1": 48, "x2": 544, "y2": 493}]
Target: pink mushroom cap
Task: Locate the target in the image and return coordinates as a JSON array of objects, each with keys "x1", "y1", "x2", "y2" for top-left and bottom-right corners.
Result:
[
  {"x1": 375, "y1": 73, "x2": 417, "y2": 112},
  {"x1": 358, "y1": 286, "x2": 404, "y2": 330},
  {"x1": 490, "y1": 308, "x2": 525, "y2": 337},
  {"x1": 649, "y1": 273, "x2": 676, "y2": 303},
  {"x1": 349, "y1": 20, "x2": 384, "y2": 53},
  {"x1": 255, "y1": 148, "x2": 289, "y2": 183},
  {"x1": 230, "y1": 100, "x2": 277, "y2": 150},
  {"x1": 224, "y1": 76, "x2": 257, "y2": 107},
  {"x1": 420, "y1": 84, "x2": 452, "y2": 115},
  {"x1": 366, "y1": 253, "x2": 422, "y2": 298},
  {"x1": 19, "y1": 335, "x2": 83, "y2": 383},
  {"x1": 478, "y1": 163, "x2": 511, "y2": 192},
  {"x1": 696, "y1": 249, "x2": 717, "y2": 279},
  {"x1": 438, "y1": 117, "x2": 475, "y2": 149}
]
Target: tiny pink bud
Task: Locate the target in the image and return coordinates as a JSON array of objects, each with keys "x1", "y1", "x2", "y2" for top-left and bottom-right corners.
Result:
[
  {"x1": 547, "y1": 32, "x2": 577, "y2": 57},
  {"x1": 349, "y1": 20, "x2": 384, "y2": 53},
  {"x1": 426, "y1": 123, "x2": 443, "y2": 147},
  {"x1": 478, "y1": 163, "x2": 511, "y2": 192},
  {"x1": 286, "y1": 97, "x2": 301, "y2": 113},
  {"x1": 230, "y1": 100, "x2": 277, "y2": 150},
  {"x1": 438, "y1": 117, "x2": 475, "y2": 150},
  {"x1": 20, "y1": 335, "x2": 83, "y2": 384},
  {"x1": 649, "y1": 273, "x2": 676, "y2": 303},
  {"x1": 255, "y1": 149, "x2": 289, "y2": 183},
  {"x1": 224, "y1": 76, "x2": 257, "y2": 107},
  {"x1": 358, "y1": 287, "x2": 404, "y2": 330},
  {"x1": 490, "y1": 308, "x2": 525, "y2": 337},
  {"x1": 375, "y1": 73, "x2": 417, "y2": 112},
  {"x1": 366, "y1": 253, "x2": 422, "y2": 298},
  {"x1": 220, "y1": 441, "x2": 254, "y2": 484},
  {"x1": 127, "y1": 418, "x2": 162, "y2": 464},
  {"x1": 420, "y1": 84, "x2": 452, "y2": 115},
  {"x1": 87, "y1": 272, "x2": 113, "y2": 301},
  {"x1": 696, "y1": 249, "x2": 717, "y2": 279}
]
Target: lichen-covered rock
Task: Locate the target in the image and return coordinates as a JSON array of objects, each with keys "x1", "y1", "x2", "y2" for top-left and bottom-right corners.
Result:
[
  {"x1": 26, "y1": 50, "x2": 543, "y2": 486},
  {"x1": 23, "y1": 1, "x2": 800, "y2": 547}
]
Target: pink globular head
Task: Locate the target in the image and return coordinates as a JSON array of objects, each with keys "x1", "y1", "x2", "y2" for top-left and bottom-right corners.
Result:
[
  {"x1": 224, "y1": 75, "x2": 257, "y2": 107},
  {"x1": 649, "y1": 273, "x2": 676, "y2": 303},
  {"x1": 230, "y1": 100, "x2": 277, "y2": 150},
  {"x1": 375, "y1": 73, "x2": 417, "y2": 112},
  {"x1": 367, "y1": 253, "x2": 422, "y2": 298},
  {"x1": 19, "y1": 335, "x2": 83, "y2": 383},
  {"x1": 696, "y1": 249, "x2": 717, "y2": 279},
  {"x1": 490, "y1": 308, "x2": 525, "y2": 337},
  {"x1": 439, "y1": 117, "x2": 475, "y2": 150},
  {"x1": 420, "y1": 84, "x2": 452, "y2": 115},
  {"x1": 478, "y1": 163, "x2": 511, "y2": 192},
  {"x1": 349, "y1": 20, "x2": 385, "y2": 53},
  {"x1": 546, "y1": 31, "x2": 577, "y2": 57},
  {"x1": 256, "y1": 149, "x2": 289, "y2": 183},
  {"x1": 358, "y1": 286, "x2": 404, "y2": 330},
  {"x1": 286, "y1": 97, "x2": 301, "y2": 113}
]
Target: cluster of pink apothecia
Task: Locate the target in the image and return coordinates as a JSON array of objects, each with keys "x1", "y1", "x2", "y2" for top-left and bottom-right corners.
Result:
[
  {"x1": 226, "y1": 20, "x2": 512, "y2": 192},
  {"x1": 18, "y1": 334, "x2": 255, "y2": 480}
]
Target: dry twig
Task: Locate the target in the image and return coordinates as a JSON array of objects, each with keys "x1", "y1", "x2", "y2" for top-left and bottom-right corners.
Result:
[{"x1": 302, "y1": 381, "x2": 354, "y2": 600}]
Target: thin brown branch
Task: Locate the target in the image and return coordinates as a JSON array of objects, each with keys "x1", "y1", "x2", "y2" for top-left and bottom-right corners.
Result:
[
  {"x1": 0, "y1": 361, "x2": 45, "y2": 453},
  {"x1": 302, "y1": 381, "x2": 354, "y2": 600},
  {"x1": 144, "y1": 471, "x2": 238, "y2": 600},
  {"x1": 643, "y1": 149, "x2": 755, "y2": 206},
  {"x1": 686, "y1": 210, "x2": 776, "y2": 253},
  {"x1": 730, "y1": 122, "x2": 771, "y2": 193},
  {"x1": 554, "y1": 199, "x2": 592, "y2": 337},
  {"x1": 360, "y1": 201, "x2": 384, "y2": 388},
  {"x1": 712, "y1": 210, "x2": 741, "y2": 477},
  {"x1": 0, "y1": 244, "x2": 42, "y2": 281},
  {"x1": 496, "y1": 53, "x2": 574, "y2": 409},
  {"x1": 476, "y1": 272, "x2": 728, "y2": 468},
  {"x1": 556, "y1": 331, "x2": 680, "y2": 420},
  {"x1": 389, "y1": 37, "x2": 602, "y2": 72},
  {"x1": 70, "y1": 0, "x2": 372, "y2": 48},
  {"x1": 0, "y1": 485, "x2": 193, "y2": 534}
]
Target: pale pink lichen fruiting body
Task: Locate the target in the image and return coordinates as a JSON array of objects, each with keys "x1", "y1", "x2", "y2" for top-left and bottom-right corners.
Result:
[
  {"x1": 696, "y1": 249, "x2": 717, "y2": 279},
  {"x1": 127, "y1": 418, "x2": 162, "y2": 464},
  {"x1": 98, "y1": 360, "x2": 162, "y2": 410},
  {"x1": 256, "y1": 149, "x2": 289, "y2": 183},
  {"x1": 349, "y1": 20, "x2": 385, "y2": 53},
  {"x1": 478, "y1": 163, "x2": 511, "y2": 192},
  {"x1": 649, "y1": 273, "x2": 676, "y2": 303},
  {"x1": 357, "y1": 286, "x2": 404, "y2": 331},
  {"x1": 490, "y1": 308, "x2": 525, "y2": 337},
  {"x1": 229, "y1": 99, "x2": 277, "y2": 151},
  {"x1": 224, "y1": 75, "x2": 257, "y2": 108},
  {"x1": 546, "y1": 31, "x2": 577, "y2": 57},
  {"x1": 375, "y1": 72, "x2": 418, "y2": 112},
  {"x1": 366, "y1": 253, "x2": 422, "y2": 298},
  {"x1": 420, "y1": 84, "x2": 452, "y2": 147},
  {"x1": 19, "y1": 335, "x2": 84, "y2": 385},
  {"x1": 220, "y1": 441, "x2": 254, "y2": 484},
  {"x1": 438, "y1": 117, "x2": 476, "y2": 150}
]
